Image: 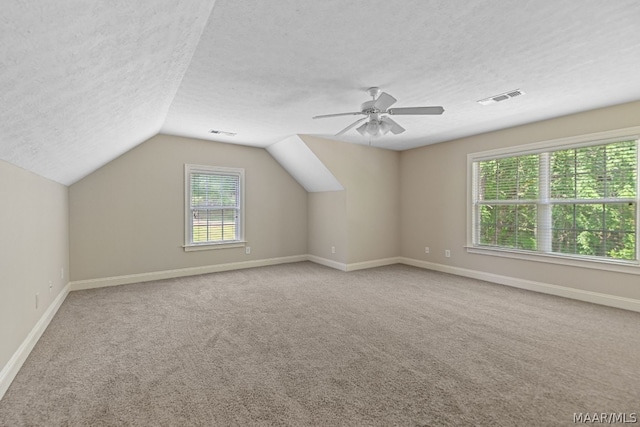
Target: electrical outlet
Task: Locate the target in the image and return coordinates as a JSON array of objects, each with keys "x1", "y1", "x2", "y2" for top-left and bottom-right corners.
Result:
[
  {"x1": 445, "y1": 249, "x2": 451, "y2": 258},
  {"x1": 425, "y1": 246, "x2": 430, "y2": 254},
  {"x1": 245, "y1": 246, "x2": 251, "y2": 255},
  {"x1": 331, "y1": 246, "x2": 336, "y2": 254}
]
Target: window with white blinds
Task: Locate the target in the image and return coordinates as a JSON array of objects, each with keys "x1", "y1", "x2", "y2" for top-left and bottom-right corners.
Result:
[
  {"x1": 471, "y1": 138, "x2": 638, "y2": 262},
  {"x1": 185, "y1": 165, "x2": 244, "y2": 247}
]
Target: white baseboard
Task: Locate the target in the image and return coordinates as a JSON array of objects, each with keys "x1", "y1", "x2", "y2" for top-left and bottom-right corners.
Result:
[
  {"x1": 69, "y1": 254, "x2": 640, "y2": 310},
  {"x1": 345, "y1": 257, "x2": 402, "y2": 272},
  {"x1": 306, "y1": 255, "x2": 348, "y2": 271},
  {"x1": 0, "y1": 283, "x2": 70, "y2": 401},
  {"x1": 70, "y1": 255, "x2": 309, "y2": 291},
  {"x1": 70, "y1": 255, "x2": 404, "y2": 290},
  {"x1": 73, "y1": 254, "x2": 640, "y2": 312},
  {"x1": 306, "y1": 255, "x2": 401, "y2": 272},
  {"x1": 399, "y1": 257, "x2": 640, "y2": 313}
]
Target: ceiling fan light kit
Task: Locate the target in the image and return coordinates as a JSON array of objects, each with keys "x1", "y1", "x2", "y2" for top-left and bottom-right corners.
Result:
[{"x1": 313, "y1": 87, "x2": 444, "y2": 138}]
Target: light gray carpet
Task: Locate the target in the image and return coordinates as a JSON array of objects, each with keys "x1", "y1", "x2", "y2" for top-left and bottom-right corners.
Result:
[{"x1": 1, "y1": 262, "x2": 639, "y2": 426}]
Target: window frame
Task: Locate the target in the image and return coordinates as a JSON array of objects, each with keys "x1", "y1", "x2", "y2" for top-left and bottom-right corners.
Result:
[
  {"x1": 184, "y1": 164, "x2": 246, "y2": 252},
  {"x1": 466, "y1": 127, "x2": 640, "y2": 272}
]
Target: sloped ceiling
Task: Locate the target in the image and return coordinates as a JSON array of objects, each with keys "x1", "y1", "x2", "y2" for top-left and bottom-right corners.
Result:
[
  {"x1": 2, "y1": 1, "x2": 640, "y2": 185},
  {"x1": 267, "y1": 135, "x2": 343, "y2": 192},
  {"x1": 0, "y1": 0, "x2": 215, "y2": 184}
]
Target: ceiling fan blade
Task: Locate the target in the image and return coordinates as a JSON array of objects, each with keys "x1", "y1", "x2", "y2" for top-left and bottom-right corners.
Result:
[
  {"x1": 336, "y1": 117, "x2": 368, "y2": 136},
  {"x1": 380, "y1": 116, "x2": 406, "y2": 135},
  {"x1": 373, "y1": 92, "x2": 397, "y2": 111},
  {"x1": 312, "y1": 112, "x2": 365, "y2": 119},
  {"x1": 387, "y1": 106, "x2": 444, "y2": 115}
]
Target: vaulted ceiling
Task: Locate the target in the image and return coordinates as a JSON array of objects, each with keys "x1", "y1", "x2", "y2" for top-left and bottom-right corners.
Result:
[{"x1": 2, "y1": 0, "x2": 640, "y2": 185}]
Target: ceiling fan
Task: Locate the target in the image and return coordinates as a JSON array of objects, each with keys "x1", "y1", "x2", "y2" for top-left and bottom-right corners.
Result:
[{"x1": 312, "y1": 87, "x2": 444, "y2": 137}]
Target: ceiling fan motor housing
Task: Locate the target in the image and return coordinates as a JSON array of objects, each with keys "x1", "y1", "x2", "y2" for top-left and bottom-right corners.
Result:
[{"x1": 361, "y1": 100, "x2": 376, "y2": 113}]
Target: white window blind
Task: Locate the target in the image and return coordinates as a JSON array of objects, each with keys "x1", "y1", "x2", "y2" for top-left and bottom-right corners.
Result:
[
  {"x1": 185, "y1": 165, "x2": 244, "y2": 246},
  {"x1": 472, "y1": 139, "x2": 638, "y2": 261}
]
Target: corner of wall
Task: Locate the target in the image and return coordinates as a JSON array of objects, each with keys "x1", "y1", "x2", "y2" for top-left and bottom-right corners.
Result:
[{"x1": 0, "y1": 283, "x2": 69, "y2": 400}]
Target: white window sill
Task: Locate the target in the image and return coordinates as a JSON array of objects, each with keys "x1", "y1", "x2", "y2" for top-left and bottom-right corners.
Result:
[
  {"x1": 183, "y1": 241, "x2": 247, "y2": 252},
  {"x1": 466, "y1": 245, "x2": 640, "y2": 275}
]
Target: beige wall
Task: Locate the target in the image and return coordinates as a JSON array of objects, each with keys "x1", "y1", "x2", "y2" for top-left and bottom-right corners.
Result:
[
  {"x1": 0, "y1": 160, "x2": 69, "y2": 371},
  {"x1": 400, "y1": 100, "x2": 640, "y2": 300},
  {"x1": 303, "y1": 136, "x2": 400, "y2": 264},
  {"x1": 69, "y1": 134, "x2": 307, "y2": 281},
  {"x1": 307, "y1": 191, "x2": 347, "y2": 263}
]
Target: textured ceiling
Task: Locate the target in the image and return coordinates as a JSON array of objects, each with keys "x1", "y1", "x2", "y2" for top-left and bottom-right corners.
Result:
[
  {"x1": 2, "y1": 1, "x2": 640, "y2": 185},
  {"x1": 163, "y1": 0, "x2": 640, "y2": 149},
  {"x1": 0, "y1": 0, "x2": 214, "y2": 184}
]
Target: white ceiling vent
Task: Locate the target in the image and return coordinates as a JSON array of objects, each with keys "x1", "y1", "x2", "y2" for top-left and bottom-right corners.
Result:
[
  {"x1": 477, "y1": 89, "x2": 525, "y2": 105},
  {"x1": 209, "y1": 129, "x2": 237, "y2": 136}
]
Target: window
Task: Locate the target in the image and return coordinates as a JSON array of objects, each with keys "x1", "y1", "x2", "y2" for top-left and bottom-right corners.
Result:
[
  {"x1": 184, "y1": 165, "x2": 244, "y2": 250},
  {"x1": 469, "y1": 135, "x2": 638, "y2": 264}
]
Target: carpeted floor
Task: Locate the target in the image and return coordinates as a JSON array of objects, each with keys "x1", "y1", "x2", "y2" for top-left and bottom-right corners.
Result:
[{"x1": 1, "y1": 262, "x2": 639, "y2": 426}]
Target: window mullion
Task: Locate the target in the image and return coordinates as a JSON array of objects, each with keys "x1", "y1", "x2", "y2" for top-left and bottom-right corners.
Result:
[
  {"x1": 472, "y1": 162, "x2": 480, "y2": 245},
  {"x1": 538, "y1": 152, "x2": 552, "y2": 253},
  {"x1": 637, "y1": 143, "x2": 640, "y2": 262}
]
